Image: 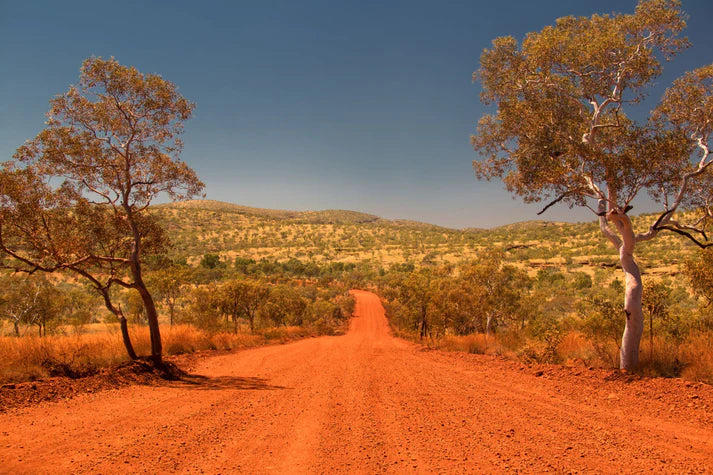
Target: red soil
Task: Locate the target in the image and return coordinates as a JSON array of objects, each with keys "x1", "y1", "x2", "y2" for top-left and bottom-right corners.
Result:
[{"x1": 1, "y1": 289, "x2": 712, "y2": 473}]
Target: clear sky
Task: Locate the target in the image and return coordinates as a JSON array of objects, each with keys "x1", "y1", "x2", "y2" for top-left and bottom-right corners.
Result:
[{"x1": 2, "y1": 0, "x2": 712, "y2": 228}]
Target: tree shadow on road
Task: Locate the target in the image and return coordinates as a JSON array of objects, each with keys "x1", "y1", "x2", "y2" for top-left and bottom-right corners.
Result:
[{"x1": 168, "y1": 374, "x2": 287, "y2": 391}]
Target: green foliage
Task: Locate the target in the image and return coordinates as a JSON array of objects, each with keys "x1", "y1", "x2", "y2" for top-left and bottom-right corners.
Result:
[
  {"x1": 581, "y1": 295, "x2": 624, "y2": 367},
  {"x1": 571, "y1": 272, "x2": 593, "y2": 290},
  {"x1": 685, "y1": 249, "x2": 713, "y2": 305},
  {"x1": 525, "y1": 312, "x2": 563, "y2": 364},
  {"x1": 0, "y1": 274, "x2": 83, "y2": 337},
  {"x1": 473, "y1": 0, "x2": 690, "y2": 209},
  {"x1": 261, "y1": 285, "x2": 307, "y2": 327},
  {"x1": 200, "y1": 253, "x2": 222, "y2": 269},
  {"x1": 379, "y1": 251, "x2": 533, "y2": 340}
]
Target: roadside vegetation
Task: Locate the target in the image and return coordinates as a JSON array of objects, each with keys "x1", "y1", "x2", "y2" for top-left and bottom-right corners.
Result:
[
  {"x1": 377, "y1": 249, "x2": 713, "y2": 384},
  {"x1": 5, "y1": 198, "x2": 712, "y2": 384},
  {"x1": 0, "y1": 263, "x2": 355, "y2": 384}
]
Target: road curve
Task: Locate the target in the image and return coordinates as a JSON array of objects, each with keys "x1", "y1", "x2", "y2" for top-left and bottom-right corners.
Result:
[{"x1": 1, "y1": 289, "x2": 712, "y2": 473}]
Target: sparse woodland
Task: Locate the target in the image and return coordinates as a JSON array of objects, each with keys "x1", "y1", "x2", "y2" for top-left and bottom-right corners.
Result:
[
  {"x1": 3, "y1": 198, "x2": 713, "y2": 384},
  {"x1": 2, "y1": 0, "x2": 713, "y2": 387}
]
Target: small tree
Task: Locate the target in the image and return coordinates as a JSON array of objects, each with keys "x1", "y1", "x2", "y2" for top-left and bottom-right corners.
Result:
[
  {"x1": 0, "y1": 274, "x2": 42, "y2": 336},
  {"x1": 215, "y1": 279, "x2": 269, "y2": 333},
  {"x1": 262, "y1": 285, "x2": 306, "y2": 327},
  {"x1": 642, "y1": 280, "x2": 672, "y2": 359},
  {"x1": 0, "y1": 57, "x2": 203, "y2": 363},
  {"x1": 200, "y1": 253, "x2": 222, "y2": 270},
  {"x1": 27, "y1": 278, "x2": 64, "y2": 337},
  {"x1": 472, "y1": 0, "x2": 713, "y2": 369},
  {"x1": 459, "y1": 251, "x2": 531, "y2": 336},
  {"x1": 685, "y1": 249, "x2": 713, "y2": 306},
  {"x1": 149, "y1": 266, "x2": 188, "y2": 326},
  {"x1": 62, "y1": 285, "x2": 97, "y2": 332},
  {"x1": 400, "y1": 270, "x2": 440, "y2": 339}
]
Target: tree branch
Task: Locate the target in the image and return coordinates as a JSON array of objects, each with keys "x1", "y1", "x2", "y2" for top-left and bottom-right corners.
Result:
[
  {"x1": 655, "y1": 225, "x2": 713, "y2": 248},
  {"x1": 537, "y1": 193, "x2": 569, "y2": 215}
]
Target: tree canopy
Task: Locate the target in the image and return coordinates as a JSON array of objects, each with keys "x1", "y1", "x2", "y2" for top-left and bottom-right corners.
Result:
[
  {"x1": 471, "y1": 0, "x2": 713, "y2": 369},
  {"x1": 0, "y1": 57, "x2": 204, "y2": 362}
]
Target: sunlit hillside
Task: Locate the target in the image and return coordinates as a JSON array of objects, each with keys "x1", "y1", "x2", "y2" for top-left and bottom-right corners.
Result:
[{"x1": 152, "y1": 200, "x2": 697, "y2": 281}]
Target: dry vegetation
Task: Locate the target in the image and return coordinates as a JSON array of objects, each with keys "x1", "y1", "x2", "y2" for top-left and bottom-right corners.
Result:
[
  {"x1": 0, "y1": 324, "x2": 331, "y2": 384},
  {"x1": 2, "y1": 199, "x2": 711, "y2": 385},
  {"x1": 152, "y1": 200, "x2": 696, "y2": 285}
]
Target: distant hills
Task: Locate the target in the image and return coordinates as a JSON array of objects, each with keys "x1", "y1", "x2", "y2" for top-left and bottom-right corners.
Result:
[
  {"x1": 157, "y1": 200, "x2": 382, "y2": 225},
  {"x1": 152, "y1": 199, "x2": 694, "y2": 280},
  {"x1": 156, "y1": 199, "x2": 453, "y2": 230}
]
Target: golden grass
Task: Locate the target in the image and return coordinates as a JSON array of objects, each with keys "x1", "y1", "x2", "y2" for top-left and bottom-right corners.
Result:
[
  {"x1": 437, "y1": 334, "x2": 493, "y2": 355},
  {"x1": 0, "y1": 331, "x2": 127, "y2": 383},
  {"x1": 0, "y1": 324, "x2": 325, "y2": 384},
  {"x1": 679, "y1": 333, "x2": 713, "y2": 383},
  {"x1": 557, "y1": 331, "x2": 602, "y2": 365},
  {"x1": 401, "y1": 329, "x2": 713, "y2": 385}
]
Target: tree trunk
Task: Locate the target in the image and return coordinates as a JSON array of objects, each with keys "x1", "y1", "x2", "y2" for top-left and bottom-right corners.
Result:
[
  {"x1": 136, "y1": 282, "x2": 162, "y2": 364},
  {"x1": 649, "y1": 312, "x2": 654, "y2": 361},
  {"x1": 13, "y1": 321, "x2": 19, "y2": 337},
  {"x1": 619, "y1": 248, "x2": 644, "y2": 370},
  {"x1": 118, "y1": 315, "x2": 138, "y2": 360},
  {"x1": 419, "y1": 306, "x2": 428, "y2": 339},
  {"x1": 124, "y1": 203, "x2": 162, "y2": 364},
  {"x1": 96, "y1": 285, "x2": 137, "y2": 360}
]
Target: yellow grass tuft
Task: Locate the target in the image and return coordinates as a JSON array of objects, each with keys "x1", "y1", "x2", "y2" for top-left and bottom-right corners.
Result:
[{"x1": 438, "y1": 334, "x2": 492, "y2": 355}]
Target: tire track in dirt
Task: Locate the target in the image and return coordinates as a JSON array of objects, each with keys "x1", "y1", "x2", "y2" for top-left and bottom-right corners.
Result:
[{"x1": 1, "y1": 289, "x2": 712, "y2": 473}]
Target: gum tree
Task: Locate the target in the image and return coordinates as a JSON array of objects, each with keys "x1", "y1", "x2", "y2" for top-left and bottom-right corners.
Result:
[
  {"x1": 0, "y1": 57, "x2": 204, "y2": 363},
  {"x1": 472, "y1": 0, "x2": 713, "y2": 369},
  {"x1": 0, "y1": 274, "x2": 41, "y2": 337}
]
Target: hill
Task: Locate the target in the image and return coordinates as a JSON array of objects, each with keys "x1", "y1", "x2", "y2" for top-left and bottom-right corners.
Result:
[
  {"x1": 156, "y1": 200, "x2": 383, "y2": 225},
  {"x1": 152, "y1": 200, "x2": 696, "y2": 280}
]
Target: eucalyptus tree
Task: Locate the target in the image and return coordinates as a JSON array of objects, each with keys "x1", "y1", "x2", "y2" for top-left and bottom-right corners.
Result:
[
  {"x1": 0, "y1": 57, "x2": 203, "y2": 363},
  {"x1": 0, "y1": 274, "x2": 41, "y2": 336},
  {"x1": 149, "y1": 266, "x2": 189, "y2": 326},
  {"x1": 472, "y1": 0, "x2": 713, "y2": 369},
  {"x1": 216, "y1": 279, "x2": 270, "y2": 333}
]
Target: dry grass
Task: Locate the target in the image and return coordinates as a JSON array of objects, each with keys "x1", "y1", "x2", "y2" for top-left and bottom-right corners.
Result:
[
  {"x1": 0, "y1": 324, "x2": 324, "y2": 384},
  {"x1": 556, "y1": 331, "x2": 713, "y2": 384},
  {"x1": 437, "y1": 334, "x2": 493, "y2": 355},
  {"x1": 404, "y1": 329, "x2": 713, "y2": 385},
  {"x1": 557, "y1": 331, "x2": 598, "y2": 363},
  {"x1": 678, "y1": 333, "x2": 713, "y2": 383}
]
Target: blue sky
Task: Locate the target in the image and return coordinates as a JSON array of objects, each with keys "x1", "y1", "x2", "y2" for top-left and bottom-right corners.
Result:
[{"x1": 2, "y1": 0, "x2": 712, "y2": 228}]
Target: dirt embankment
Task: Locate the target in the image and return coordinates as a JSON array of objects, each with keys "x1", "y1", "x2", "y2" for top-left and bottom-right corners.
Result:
[{"x1": 1, "y1": 290, "x2": 712, "y2": 473}]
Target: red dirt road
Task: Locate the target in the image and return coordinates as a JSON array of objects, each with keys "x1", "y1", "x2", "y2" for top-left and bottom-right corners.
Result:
[{"x1": 1, "y1": 290, "x2": 713, "y2": 473}]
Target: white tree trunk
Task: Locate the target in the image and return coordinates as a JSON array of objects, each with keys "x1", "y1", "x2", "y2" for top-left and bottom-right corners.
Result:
[
  {"x1": 606, "y1": 209, "x2": 644, "y2": 370},
  {"x1": 619, "y1": 245, "x2": 644, "y2": 370}
]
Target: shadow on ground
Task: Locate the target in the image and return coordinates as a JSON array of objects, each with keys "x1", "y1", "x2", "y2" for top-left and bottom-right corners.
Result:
[{"x1": 170, "y1": 374, "x2": 287, "y2": 391}]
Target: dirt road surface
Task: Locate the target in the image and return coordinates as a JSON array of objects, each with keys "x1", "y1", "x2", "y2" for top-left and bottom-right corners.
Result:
[{"x1": 1, "y1": 290, "x2": 712, "y2": 473}]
